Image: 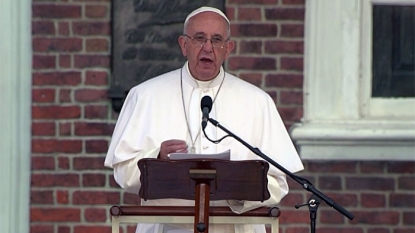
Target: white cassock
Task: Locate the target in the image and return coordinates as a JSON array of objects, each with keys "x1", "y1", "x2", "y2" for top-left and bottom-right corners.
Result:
[{"x1": 104, "y1": 62, "x2": 304, "y2": 233}]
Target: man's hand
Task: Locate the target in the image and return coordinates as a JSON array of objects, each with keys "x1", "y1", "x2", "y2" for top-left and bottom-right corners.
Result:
[{"x1": 158, "y1": 139, "x2": 188, "y2": 159}]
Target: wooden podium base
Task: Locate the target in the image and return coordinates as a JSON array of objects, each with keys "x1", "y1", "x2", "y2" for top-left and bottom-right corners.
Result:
[{"x1": 110, "y1": 205, "x2": 280, "y2": 233}]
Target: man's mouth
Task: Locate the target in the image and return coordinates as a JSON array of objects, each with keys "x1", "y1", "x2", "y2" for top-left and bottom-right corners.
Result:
[{"x1": 200, "y1": 57, "x2": 214, "y2": 63}]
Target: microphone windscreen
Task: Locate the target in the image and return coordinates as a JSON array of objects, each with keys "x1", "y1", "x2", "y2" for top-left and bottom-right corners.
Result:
[{"x1": 200, "y1": 96, "x2": 213, "y2": 113}]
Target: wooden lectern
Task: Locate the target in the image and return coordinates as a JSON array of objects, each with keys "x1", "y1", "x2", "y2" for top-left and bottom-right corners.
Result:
[{"x1": 110, "y1": 159, "x2": 280, "y2": 233}]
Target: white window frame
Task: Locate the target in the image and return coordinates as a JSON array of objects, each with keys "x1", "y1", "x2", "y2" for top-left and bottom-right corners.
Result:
[{"x1": 290, "y1": 0, "x2": 415, "y2": 161}]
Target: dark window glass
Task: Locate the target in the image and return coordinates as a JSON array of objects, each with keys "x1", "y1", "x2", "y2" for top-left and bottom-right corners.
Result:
[{"x1": 372, "y1": 5, "x2": 415, "y2": 97}]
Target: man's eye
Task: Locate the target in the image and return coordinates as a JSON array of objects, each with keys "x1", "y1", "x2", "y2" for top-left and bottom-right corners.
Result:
[
  {"x1": 195, "y1": 36, "x2": 206, "y2": 42},
  {"x1": 212, "y1": 37, "x2": 223, "y2": 43}
]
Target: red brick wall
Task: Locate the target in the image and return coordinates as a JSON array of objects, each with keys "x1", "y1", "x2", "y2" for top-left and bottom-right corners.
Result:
[{"x1": 30, "y1": 0, "x2": 415, "y2": 233}]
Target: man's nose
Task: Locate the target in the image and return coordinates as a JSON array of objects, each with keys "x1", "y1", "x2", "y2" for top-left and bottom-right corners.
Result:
[{"x1": 202, "y1": 39, "x2": 214, "y2": 52}]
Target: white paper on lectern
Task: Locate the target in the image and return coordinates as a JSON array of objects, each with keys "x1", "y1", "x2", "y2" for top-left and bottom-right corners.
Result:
[{"x1": 168, "y1": 149, "x2": 231, "y2": 160}]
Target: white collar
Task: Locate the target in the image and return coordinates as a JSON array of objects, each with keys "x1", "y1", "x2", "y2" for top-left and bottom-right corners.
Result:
[{"x1": 182, "y1": 61, "x2": 225, "y2": 88}]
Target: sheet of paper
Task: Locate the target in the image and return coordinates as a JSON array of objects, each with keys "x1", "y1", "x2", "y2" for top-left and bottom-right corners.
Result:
[{"x1": 168, "y1": 149, "x2": 230, "y2": 160}]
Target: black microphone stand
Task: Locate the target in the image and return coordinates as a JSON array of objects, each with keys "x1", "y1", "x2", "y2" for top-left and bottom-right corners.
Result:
[{"x1": 204, "y1": 117, "x2": 354, "y2": 232}]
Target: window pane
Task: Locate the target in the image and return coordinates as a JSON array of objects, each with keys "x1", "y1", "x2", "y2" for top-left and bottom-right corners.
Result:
[{"x1": 372, "y1": 5, "x2": 415, "y2": 98}]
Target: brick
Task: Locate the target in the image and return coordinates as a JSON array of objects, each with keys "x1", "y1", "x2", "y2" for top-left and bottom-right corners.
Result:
[
  {"x1": 32, "y1": 106, "x2": 81, "y2": 119},
  {"x1": 124, "y1": 192, "x2": 141, "y2": 205},
  {"x1": 346, "y1": 177, "x2": 394, "y2": 191},
  {"x1": 85, "y1": 105, "x2": 109, "y2": 119},
  {"x1": 228, "y1": 0, "x2": 278, "y2": 4},
  {"x1": 32, "y1": 4, "x2": 81, "y2": 19},
  {"x1": 238, "y1": 7, "x2": 262, "y2": 21},
  {"x1": 32, "y1": 89, "x2": 55, "y2": 103},
  {"x1": 360, "y1": 161, "x2": 386, "y2": 173},
  {"x1": 32, "y1": 21, "x2": 55, "y2": 35},
  {"x1": 231, "y1": 24, "x2": 277, "y2": 37},
  {"x1": 390, "y1": 194, "x2": 415, "y2": 208},
  {"x1": 59, "y1": 122, "x2": 72, "y2": 136},
  {"x1": 58, "y1": 156, "x2": 70, "y2": 170},
  {"x1": 84, "y1": 208, "x2": 107, "y2": 222},
  {"x1": 85, "y1": 5, "x2": 108, "y2": 18},
  {"x1": 399, "y1": 176, "x2": 415, "y2": 190},
  {"x1": 57, "y1": 190, "x2": 69, "y2": 204},
  {"x1": 265, "y1": 8, "x2": 305, "y2": 21},
  {"x1": 31, "y1": 139, "x2": 82, "y2": 153},
  {"x1": 74, "y1": 55, "x2": 110, "y2": 68},
  {"x1": 320, "y1": 209, "x2": 344, "y2": 224},
  {"x1": 278, "y1": 209, "x2": 309, "y2": 223},
  {"x1": 317, "y1": 228, "x2": 363, "y2": 233},
  {"x1": 368, "y1": 229, "x2": 389, "y2": 233},
  {"x1": 31, "y1": 174, "x2": 80, "y2": 187},
  {"x1": 74, "y1": 122, "x2": 114, "y2": 136},
  {"x1": 226, "y1": 7, "x2": 235, "y2": 21},
  {"x1": 32, "y1": 122, "x2": 56, "y2": 136},
  {"x1": 33, "y1": 38, "x2": 82, "y2": 52},
  {"x1": 265, "y1": 74, "x2": 303, "y2": 88},
  {"x1": 279, "y1": 192, "x2": 304, "y2": 207},
  {"x1": 239, "y1": 73, "x2": 263, "y2": 87},
  {"x1": 308, "y1": 161, "x2": 357, "y2": 173},
  {"x1": 265, "y1": 40, "x2": 304, "y2": 54},
  {"x1": 85, "y1": 71, "x2": 108, "y2": 85},
  {"x1": 31, "y1": 208, "x2": 80, "y2": 222},
  {"x1": 75, "y1": 89, "x2": 108, "y2": 102},
  {"x1": 31, "y1": 190, "x2": 54, "y2": 204},
  {"x1": 280, "y1": 57, "x2": 303, "y2": 71},
  {"x1": 351, "y1": 211, "x2": 399, "y2": 224},
  {"x1": 280, "y1": 90, "x2": 303, "y2": 105},
  {"x1": 72, "y1": 191, "x2": 120, "y2": 204},
  {"x1": 387, "y1": 162, "x2": 415, "y2": 173},
  {"x1": 228, "y1": 57, "x2": 276, "y2": 70},
  {"x1": 58, "y1": 22, "x2": 70, "y2": 36},
  {"x1": 318, "y1": 176, "x2": 342, "y2": 190},
  {"x1": 283, "y1": 0, "x2": 305, "y2": 4},
  {"x1": 73, "y1": 157, "x2": 106, "y2": 170},
  {"x1": 83, "y1": 173, "x2": 106, "y2": 187},
  {"x1": 361, "y1": 193, "x2": 386, "y2": 208},
  {"x1": 59, "y1": 55, "x2": 72, "y2": 68},
  {"x1": 33, "y1": 55, "x2": 56, "y2": 69},
  {"x1": 72, "y1": 21, "x2": 110, "y2": 35},
  {"x1": 86, "y1": 38, "x2": 109, "y2": 52},
  {"x1": 239, "y1": 40, "x2": 262, "y2": 54},
  {"x1": 285, "y1": 227, "x2": 309, "y2": 233},
  {"x1": 278, "y1": 107, "x2": 303, "y2": 122},
  {"x1": 58, "y1": 226, "x2": 70, "y2": 233},
  {"x1": 31, "y1": 156, "x2": 55, "y2": 170},
  {"x1": 109, "y1": 175, "x2": 120, "y2": 188},
  {"x1": 403, "y1": 211, "x2": 415, "y2": 225},
  {"x1": 86, "y1": 140, "x2": 108, "y2": 153},
  {"x1": 281, "y1": 23, "x2": 304, "y2": 37},
  {"x1": 59, "y1": 89, "x2": 72, "y2": 103},
  {"x1": 73, "y1": 226, "x2": 111, "y2": 233},
  {"x1": 32, "y1": 71, "x2": 82, "y2": 86},
  {"x1": 31, "y1": 225, "x2": 54, "y2": 233}
]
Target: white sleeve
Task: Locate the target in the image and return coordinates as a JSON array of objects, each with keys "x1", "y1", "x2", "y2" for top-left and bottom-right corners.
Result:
[
  {"x1": 226, "y1": 173, "x2": 287, "y2": 214},
  {"x1": 113, "y1": 148, "x2": 160, "y2": 194}
]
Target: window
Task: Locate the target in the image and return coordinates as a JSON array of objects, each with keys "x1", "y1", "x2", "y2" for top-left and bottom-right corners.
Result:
[{"x1": 290, "y1": 0, "x2": 415, "y2": 161}]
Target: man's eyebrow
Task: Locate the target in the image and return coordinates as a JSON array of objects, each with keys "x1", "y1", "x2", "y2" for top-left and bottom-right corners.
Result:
[{"x1": 193, "y1": 32, "x2": 224, "y2": 38}]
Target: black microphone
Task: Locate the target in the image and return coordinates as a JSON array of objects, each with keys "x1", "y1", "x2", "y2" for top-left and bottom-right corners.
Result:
[{"x1": 200, "y1": 96, "x2": 213, "y2": 130}]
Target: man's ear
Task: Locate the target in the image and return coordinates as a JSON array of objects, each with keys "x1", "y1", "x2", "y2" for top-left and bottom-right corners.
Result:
[
  {"x1": 178, "y1": 36, "x2": 187, "y2": 56},
  {"x1": 224, "y1": 40, "x2": 235, "y2": 59}
]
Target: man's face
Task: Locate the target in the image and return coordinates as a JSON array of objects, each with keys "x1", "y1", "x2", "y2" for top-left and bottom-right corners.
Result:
[{"x1": 178, "y1": 12, "x2": 234, "y2": 81}]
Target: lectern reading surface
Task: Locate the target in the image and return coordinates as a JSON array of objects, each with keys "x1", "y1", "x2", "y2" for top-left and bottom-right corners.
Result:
[
  {"x1": 137, "y1": 158, "x2": 270, "y2": 233},
  {"x1": 138, "y1": 159, "x2": 270, "y2": 201}
]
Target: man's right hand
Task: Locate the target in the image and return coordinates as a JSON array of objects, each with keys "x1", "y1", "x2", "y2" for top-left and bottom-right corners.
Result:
[{"x1": 158, "y1": 139, "x2": 188, "y2": 159}]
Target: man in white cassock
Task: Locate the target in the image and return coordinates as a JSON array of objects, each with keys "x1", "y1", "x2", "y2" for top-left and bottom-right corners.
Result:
[{"x1": 104, "y1": 6, "x2": 304, "y2": 233}]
